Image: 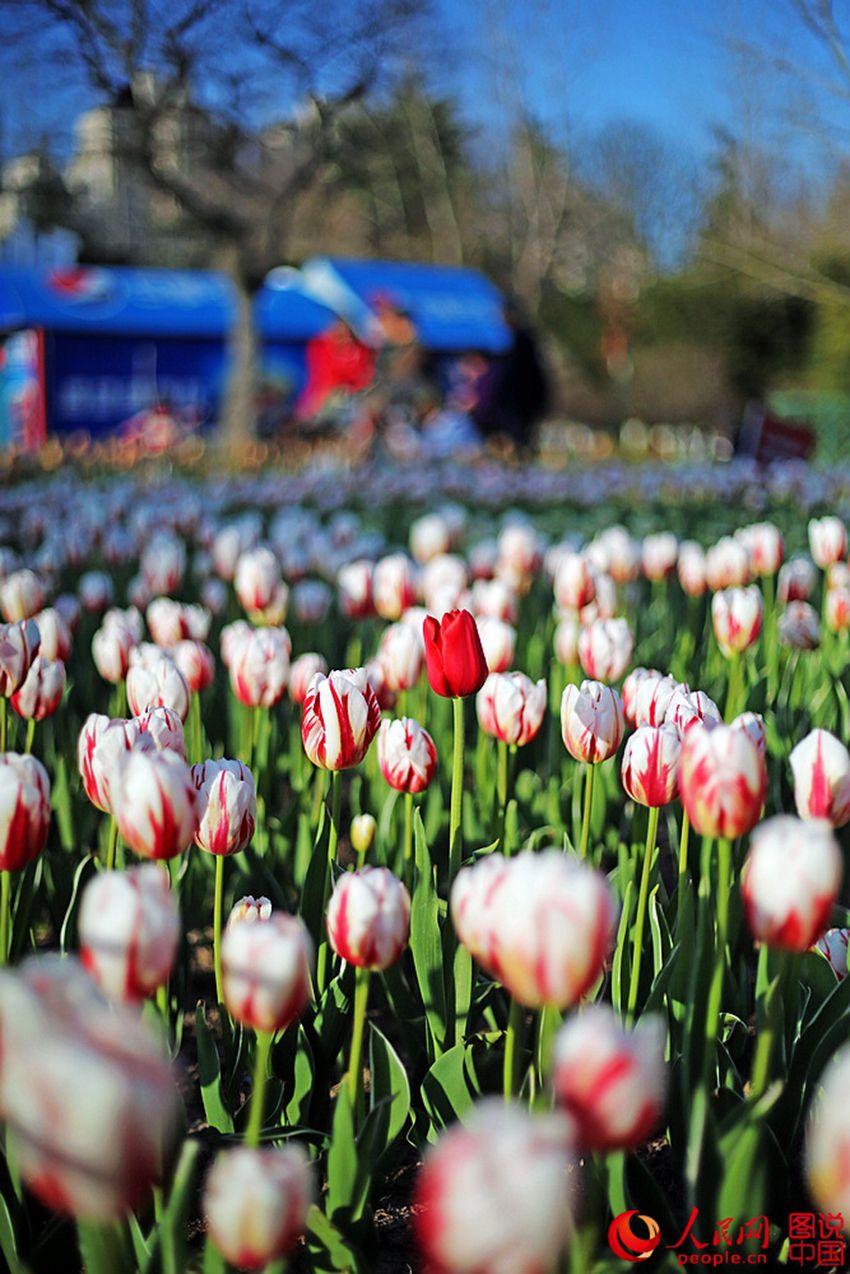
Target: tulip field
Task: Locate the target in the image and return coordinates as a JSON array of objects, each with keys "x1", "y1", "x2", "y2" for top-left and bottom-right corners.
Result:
[{"x1": 5, "y1": 455, "x2": 850, "y2": 1272}]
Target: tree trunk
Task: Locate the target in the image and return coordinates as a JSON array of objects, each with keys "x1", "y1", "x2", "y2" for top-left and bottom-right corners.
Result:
[{"x1": 220, "y1": 271, "x2": 259, "y2": 458}]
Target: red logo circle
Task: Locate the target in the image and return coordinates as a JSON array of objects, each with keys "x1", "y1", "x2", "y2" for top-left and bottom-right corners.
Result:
[{"x1": 608, "y1": 1210, "x2": 661, "y2": 1262}]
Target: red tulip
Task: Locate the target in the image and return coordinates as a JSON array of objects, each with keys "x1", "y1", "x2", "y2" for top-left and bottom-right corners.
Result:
[{"x1": 423, "y1": 609, "x2": 488, "y2": 699}]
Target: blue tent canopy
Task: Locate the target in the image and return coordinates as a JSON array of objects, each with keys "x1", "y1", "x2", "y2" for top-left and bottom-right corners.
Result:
[
  {"x1": 301, "y1": 257, "x2": 510, "y2": 353},
  {"x1": 0, "y1": 265, "x2": 333, "y2": 340}
]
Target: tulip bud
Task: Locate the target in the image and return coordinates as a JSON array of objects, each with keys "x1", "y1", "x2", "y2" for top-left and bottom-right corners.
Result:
[
  {"x1": 807, "y1": 1045, "x2": 850, "y2": 1223},
  {"x1": 553, "y1": 551, "x2": 596, "y2": 610},
  {"x1": 229, "y1": 626, "x2": 291, "y2": 708},
  {"x1": 826, "y1": 587, "x2": 850, "y2": 633},
  {"x1": 814, "y1": 927, "x2": 850, "y2": 981},
  {"x1": 350, "y1": 813, "x2": 377, "y2": 856},
  {"x1": 378, "y1": 622, "x2": 424, "y2": 692},
  {"x1": 476, "y1": 616, "x2": 516, "y2": 674},
  {"x1": 0, "y1": 753, "x2": 50, "y2": 871},
  {"x1": 111, "y1": 749, "x2": 197, "y2": 861},
  {"x1": 0, "y1": 620, "x2": 40, "y2": 697},
  {"x1": 221, "y1": 912, "x2": 312, "y2": 1032},
  {"x1": 633, "y1": 672, "x2": 683, "y2": 728},
  {"x1": 289, "y1": 652, "x2": 329, "y2": 705},
  {"x1": 11, "y1": 655, "x2": 65, "y2": 720},
  {"x1": 415, "y1": 1101, "x2": 576, "y2": 1274},
  {"x1": 327, "y1": 867, "x2": 410, "y2": 970},
  {"x1": 227, "y1": 895, "x2": 272, "y2": 929},
  {"x1": 373, "y1": 553, "x2": 416, "y2": 620},
  {"x1": 0, "y1": 569, "x2": 44, "y2": 622},
  {"x1": 338, "y1": 559, "x2": 374, "y2": 619},
  {"x1": 134, "y1": 705, "x2": 186, "y2": 758},
  {"x1": 665, "y1": 687, "x2": 721, "y2": 736},
  {"x1": 423, "y1": 609, "x2": 489, "y2": 698},
  {"x1": 711, "y1": 586, "x2": 763, "y2": 657},
  {"x1": 677, "y1": 541, "x2": 707, "y2": 598},
  {"x1": 789, "y1": 728, "x2": 850, "y2": 828},
  {"x1": 678, "y1": 721, "x2": 765, "y2": 839},
  {"x1": 79, "y1": 865, "x2": 179, "y2": 1002},
  {"x1": 743, "y1": 522, "x2": 783, "y2": 577},
  {"x1": 705, "y1": 536, "x2": 750, "y2": 591},
  {"x1": 577, "y1": 617, "x2": 633, "y2": 683},
  {"x1": 220, "y1": 619, "x2": 252, "y2": 668},
  {"x1": 127, "y1": 652, "x2": 190, "y2": 722},
  {"x1": 79, "y1": 570, "x2": 113, "y2": 615},
  {"x1": 809, "y1": 516, "x2": 847, "y2": 568},
  {"x1": 204, "y1": 1145, "x2": 312, "y2": 1271},
  {"x1": 552, "y1": 1005, "x2": 666, "y2": 1150},
  {"x1": 191, "y1": 759, "x2": 256, "y2": 857},
  {"x1": 0, "y1": 955, "x2": 178, "y2": 1220},
  {"x1": 741, "y1": 815, "x2": 841, "y2": 951},
  {"x1": 78, "y1": 715, "x2": 147, "y2": 812},
  {"x1": 235, "y1": 546, "x2": 282, "y2": 615},
  {"x1": 301, "y1": 669, "x2": 381, "y2": 770},
  {"x1": 553, "y1": 611, "x2": 580, "y2": 667},
  {"x1": 31, "y1": 608, "x2": 71, "y2": 662},
  {"x1": 621, "y1": 724, "x2": 682, "y2": 807},
  {"x1": 476, "y1": 671, "x2": 546, "y2": 747},
  {"x1": 92, "y1": 619, "x2": 136, "y2": 684},
  {"x1": 377, "y1": 717, "x2": 438, "y2": 794},
  {"x1": 451, "y1": 849, "x2": 617, "y2": 1009},
  {"x1": 621, "y1": 667, "x2": 660, "y2": 727},
  {"x1": 146, "y1": 598, "x2": 186, "y2": 648},
  {"x1": 778, "y1": 555, "x2": 816, "y2": 604},
  {"x1": 642, "y1": 532, "x2": 678, "y2": 581},
  {"x1": 779, "y1": 600, "x2": 820, "y2": 650},
  {"x1": 561, "y1": 680, "x2": 625, "y2": 764},
  {"x1": 171, "y1": 639, "x2": 215, "y2": 693}
]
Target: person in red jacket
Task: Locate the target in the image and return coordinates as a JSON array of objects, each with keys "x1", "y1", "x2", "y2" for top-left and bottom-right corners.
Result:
[{"x1": 295, "y1": 319, "x2": 376, "y2": 423}]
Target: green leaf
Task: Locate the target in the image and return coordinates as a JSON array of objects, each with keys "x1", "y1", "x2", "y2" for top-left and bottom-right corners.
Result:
[
  {"x1": 410, "y1": 810, "x2": 447, "y2": 1057},
  {"x1": 325, "y1": 1087, "x2": 372, "y2": 1230},
  {"x1": 420, "y1": 1041, "x2": 481, "y2": 1143},
  {"x1": 610, "y1": 879, "x2": 634, "y2": 1015},
  {"x1": 0, "y1": 1190, "x2": 25, "y2": 1274},
  {"x1": 159, "y1": 1140, "x2": 199, "y2": 1274},
  {"x1": 306, "y1": 1203, "x2": 369, "y2": 1274},
  {"x1": 368, "y1": 1023, "x2": 411, "y2": 1160},
  {"x1": 59, "y1": 855, "x2": 98, "y2": 955},
  {"x1": 195, "y1": 1002, "x2": 234, "y2": 1133}
]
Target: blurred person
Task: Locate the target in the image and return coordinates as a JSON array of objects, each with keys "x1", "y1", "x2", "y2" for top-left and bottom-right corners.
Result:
[
  {"x1": 473, "y1": 296, "x2": 549, "y2": 452},
  {"x1": 294, "y1": 318, "x2": 376, "y2": 425}
]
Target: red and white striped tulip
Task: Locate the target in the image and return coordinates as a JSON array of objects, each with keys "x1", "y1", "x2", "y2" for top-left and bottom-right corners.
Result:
[
  {"x1": 578, "y1": 618, "x2": 633, "y2": 683},
  {"x1": 742, "y1": 815, "x2": 841, "y2": 951},
  {"x1": 741, "y1": 522, "x2": 783, "y2": 577},
  {"x1": 414, "y1": 1101, "x2": 576, "y2": 1274},
  {"x1": 826, "y1": 587, "x2": 850, "y2": 633},
  {"x1": 327, "y1": 867, "x2": 411, "y2": 970},
  {"x1": 779, "y1": 601, "x2": 820, "y2": 650},
  {"x1": 192, "y1": 759, "x2": 257, "y2": 856},
  {"x1": 711, "y1": 586, "x2": 763, "y2": 657},
  {"x1": 221, "y1": 912, "x2": 313, "y2": 1032},
  {"x1": 475, "y1": 616, "x2": 516, "y2": 674},
  {"x1": 219, "y1": 619, "x2": 252, "y2": 668},
  {"x1": 79, "y1": 865, "x2": 179, "y2": 1002},
  {"x1": 234, "y1": 547, "x2": 282, "y2": 615},
  {"x1": 204, "y1": 1146, "x2": 312, "y2": 1271},
  {"x1": 679, "y1": 721, "x2": 766, "y2": 840},
  {"x1": 814, "y1": 928, "x2": 850, "y2": 981},
  {"x1": 642, "y1": 532, "x2": 678, "y2": 581},
  {"x1": 11, "y1": 655, "x2": 65, "y2": 720},
  {"x1": 135, "y1": 705, "x2": 186, "y2": 757},
  {"x1": 378, "y1": 621, "x2": 424, "y2": 692},
  {"x1": 621, "y1": 724, "x2": 682, "y2": 806},
  {"x1": 730, "y1": 711, "x2": 766, "y2": 757},
  {"x1": 633, "y1": 672, "x2": 683, "y2": 728},
  {"x1": 0, "y1": 570, "x2": 44, "y2": 622},
  {"x1": 561, "y1": 680, "x2": 625, "y2": 764},
  {"x1": 665, "y1": 688, "x2": 721, "y2": 736},
  {"x1": 377, "y1": 717, "x2": 438, "y2": 793},
  {"x1": 553, "y1": 551, "x2": 596, "y2": 611},
  {"x1": 451, "y1": 849, "x2": 617, "y2": 1009},
  {"x1": 338, "y1": 559, "x2": 374, "y2": 619},
  {"x1": 78, "y1": 715, "x2": 149, "y2": 813},
  {"x1": 111, "y1": 749, "x2": 197, "y2": 861},
  {"x1": 142, "y1": 533, "x2": 185, "y2": 594},
  {"x1": 171, "y1": 639, "x2": 215, "y2": 693},
  {"x1": 807, "y1": 1045, "x2": 850, "y2": 1222},
  {"x1": 229, "y1": 626, "x2": 291, "y2": 708},
  {"x1": 289, "y1": 652, "x2": 329, "y2": 705},
  {"x1": 476, "y1": 671, "x2": 547, "y2": 747},
  {"x1": 410, "y1": 512, "x2": 452, "y2": 564},
  {"x1": 471, "y1": 578, "x2": 518, "y2": 625},
  {"x1": 809, "y1": 516, "x2": 847, "y2": 569},
  {"x1": 621, "y1": 667, "x2": 660, "y2": 728},
  {"x1": 92, "y1": 619, "x2": 136, "y2": 684},
  {"x1": 301, "y1": 668, "x2": 381, "y2": 771},
  {"x1": 127, "y1": 651, "x2": 190, "y2": 721},
  {"x1": 0, "y1": 754, "x2": 50, "y2": 872},
  {"x1": 677, "y1": 541, "x2": 707, "y2": 598},
  {"x1": 790, "y1": 728, "x2": 850, "y2": 828},
  {"x1": 705, "y1": 536, "x2": 750, "y2": 591},
  {"x1": 552, "y1": 1005, "x2": 666, "y2": 1151},
  {"x1": 227, "y1": 895, "x2": 272, "y2": 929},
  {"x1": 778, "y1": 555, "x2": 816, "y2": 604},
  {"x1": 0, "y1": 620, "x2": 40, "y2": 697},
  {"x1": 373, "y1": 553, "x2": 417, "y2": 620},
  {"x1": 31, "y1": 608, "x2": 71, "y2": 662},
  {"x1": 553, "y1": 612, "x2": 580, "y2": 667}
]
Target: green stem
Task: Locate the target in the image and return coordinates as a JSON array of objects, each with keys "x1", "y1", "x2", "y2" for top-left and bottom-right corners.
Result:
[
  {"x1": 503, "y1": 996, "x2": 524, "y2": 1100},
  {"x1": 317, "y1": 770, "x2": 342, "y2": 992},
  {"x1": 579, "y1": 762, "x2": 595, "y2": 859},
  {"x1": 763, "y1": 572, "x2": 778, "y2": 706},
  {"x1": 703, "y1": 836, "x2": 732, "y2": 1084},
  {"x1": 104, "y1": 815, "x2": 119, "y2": 872},
  {"x1": 497, "y1": 739, "x2": 508, "y2": 844},
  {"x1": 0, "y1": 870, "x2": 9, "y2": 966},
  {"x1": 677, "y1": 810, "x2": 690, "y2": 926},
  {"x1": 23, "y1": 719, "x2": 35, "y2": 755},
  {"x1": 189, "y1": 691, "x2": 202, "y2": 765},
  {"x1": 627, "y1": 805, "x2": 659, "y2": 1021},
  {"x1": 213, "y1": 854, "x2": 225, "y2": 1007},
  {"x1": 449, "y1": 696, "x2": 465, "y2": 883},
  {"x1": 403, "y1": 791, "x2": 414, "y2": 892},
  {"x1": 347, "y1": 966, "x2": 370, "y2": 1121},
  {"x1": 724, "y1": 651, "x2": 742, "y2": 722},
  {"x1": 311, "y1": 766, "x2": 326, "y2": 828},
  {"x1": 0, "y1": 697, "x2": 7, "y2": 752},
  {"x1": 245, "y1": 1029, "x2": 274, "y2": 1147},
  {"x1": 751, "y1": 950, "x2": 799, "y2": 1099}
]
